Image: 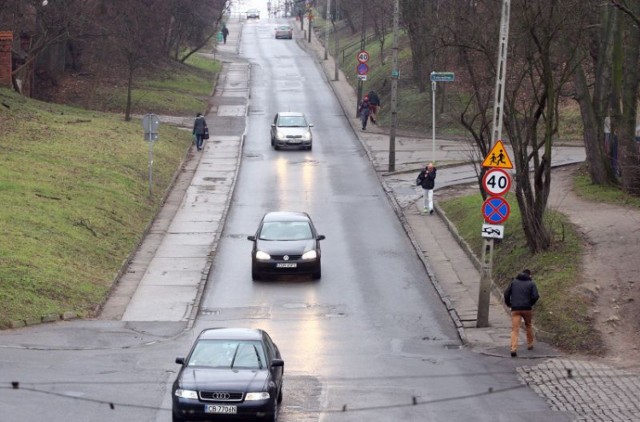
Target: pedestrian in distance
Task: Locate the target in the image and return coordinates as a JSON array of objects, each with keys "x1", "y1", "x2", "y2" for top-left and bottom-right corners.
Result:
[
  {"x1": 358, "y1": 95, "x2": 371, "y2": 130},
  {"x1": 367, "y1": 90, "x2": 381, "y2": 124},
  {"x1": 504, "y1": 269, "x2": 540, "y2": 357},
  {"x1": 416, "y1": 162, "x2": 437, "y2": 214},
  {"x1": 221, "y1": 26, "x2": 229, "y2": 44},
  {"x1": 192, "y1": 112, "x2": 208, "y2": 151}
]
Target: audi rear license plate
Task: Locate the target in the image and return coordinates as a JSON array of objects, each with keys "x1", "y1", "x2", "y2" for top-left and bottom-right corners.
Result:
[
  {"x1": 205, "y1": 404, "x2": 237, "y2": 414},
  {"x1": 276, "y1": 263, "x2": 297, "y2": 268}
]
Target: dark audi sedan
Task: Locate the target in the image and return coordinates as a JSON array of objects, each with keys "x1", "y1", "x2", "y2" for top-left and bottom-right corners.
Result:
[
  {"x1": 172, "y1": 328, "x2": 284, "y2": 422},
  {"x1": 248, "y1": 211, "x2": 325, "y2": 280}
]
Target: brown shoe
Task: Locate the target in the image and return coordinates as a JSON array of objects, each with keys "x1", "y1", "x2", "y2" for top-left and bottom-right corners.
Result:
[
  {"x1": 510, "y1": 351, "x2": 517, "y2": 357},
  {"x1": 527, "y1": 345, "x2": 534, "y2": 350}
]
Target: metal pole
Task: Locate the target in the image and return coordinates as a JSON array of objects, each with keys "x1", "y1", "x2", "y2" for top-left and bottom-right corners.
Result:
[
  {"x1": 388, "y1": 0, "x2": 399, "y2": 172},
  {"x1": 333, "y1": 0, "x2": 340, "y2": 81},
  {"x1": 431, "y1": 80, "x2": 436, "y2": 163},
  {"x1": 148, "y1": 140, "x2": 153, "y2": 198},
  {"x1": 477, "y1": 0, "x2": 511, "y2": 328},
  {"x1": 324, "y1": 0, "x2": 331, "y2": 60},
  {"x1": 356, "y1": 3, "x2": 365, "y2": 117}
]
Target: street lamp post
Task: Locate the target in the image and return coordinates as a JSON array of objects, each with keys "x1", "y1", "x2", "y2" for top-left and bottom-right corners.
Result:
[
  {"x1": 356, "y1": 3, "x2": 365, "y2": 117},
  {"x1": 333, "y1": 0, "x2": 340, "y2": 81},
  {"x1": 324, "y1": 0, "x2": 331, "y2": 60},
  {"x1": 388, "y1": 0, "x2": 399, "y2": 172}
]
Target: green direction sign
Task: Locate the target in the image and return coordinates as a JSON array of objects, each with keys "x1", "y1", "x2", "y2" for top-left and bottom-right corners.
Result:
[{"x1": 430, "y1": 71, "x2": 455, "y2": 82}]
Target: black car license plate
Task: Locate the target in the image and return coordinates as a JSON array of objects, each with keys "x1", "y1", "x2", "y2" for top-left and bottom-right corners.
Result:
[{"x1": 205, "y1": 404, "x2": 237, "y2": 414}]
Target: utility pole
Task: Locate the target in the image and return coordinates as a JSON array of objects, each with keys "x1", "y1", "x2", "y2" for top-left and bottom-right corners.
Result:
[
  {"x1": 324, "y1": 0, "x2": 331, "y2": 60},
  {"x1": 388, "y1": 0, "x2": 399, "y2": 172},
  {"x1": 333, "y1": 0, "x2": 340, "y2": 80},
  {"x1": 356, "y1": 3, "x2": 365, "y2": 117},
  {"x1": 477, "y1": 0, "x2": 511, "y2": 328}
]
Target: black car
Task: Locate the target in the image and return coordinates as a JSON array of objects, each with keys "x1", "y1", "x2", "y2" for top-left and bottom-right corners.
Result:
[
  {"x1": 172, "y1": 328, "x2": 284, "y2": 422},
  {"x1": 248, "y1": 211, "x2": 325, "y2": 280}
]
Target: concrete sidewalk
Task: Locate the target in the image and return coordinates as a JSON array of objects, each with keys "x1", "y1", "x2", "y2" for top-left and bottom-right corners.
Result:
[{"x1": 100, "y1": 18, "x2": 248, "y2": 324}]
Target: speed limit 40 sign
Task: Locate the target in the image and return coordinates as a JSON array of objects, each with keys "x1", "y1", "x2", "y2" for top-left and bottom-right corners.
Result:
[
  {"x1": 482, "y1": 168, "x2": 511, "y2": 196},
  {"x1": 357, "y1": 50, "x2": 370, "y2": 63}
]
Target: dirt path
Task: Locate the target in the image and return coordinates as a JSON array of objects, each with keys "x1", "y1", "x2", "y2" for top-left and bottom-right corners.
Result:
[{"x1": 548, "y1": 165, "x2": 640, "y2": 365}]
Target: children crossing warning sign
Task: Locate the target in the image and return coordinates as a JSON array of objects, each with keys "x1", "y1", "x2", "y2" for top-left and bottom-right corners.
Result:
[{"x1": 481, "y1": 140, "x2": 513, "y2": 169}]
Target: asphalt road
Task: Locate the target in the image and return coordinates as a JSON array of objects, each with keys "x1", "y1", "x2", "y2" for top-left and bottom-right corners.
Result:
[{"x1": 0, "y1": 16, "x2": 574, "y2": 422}]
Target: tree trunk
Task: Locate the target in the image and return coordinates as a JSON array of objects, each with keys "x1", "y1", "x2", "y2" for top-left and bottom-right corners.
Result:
[
  {"x1": 618, "y1": 3, "x2": 640, "y2": 195},
  {"x1": 125, "y1": 63, "x2": 133, "y2": 122}
]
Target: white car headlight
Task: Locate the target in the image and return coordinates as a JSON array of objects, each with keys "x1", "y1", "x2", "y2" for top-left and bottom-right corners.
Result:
[
  {"x1": 256, "y1": 250, "x2": 271, "y2": 260},
  {"x1": 245, "y1": 392, "x2": 270, "y2": 401},
  {"x1": 276, "y1": 131, "x2": 285, "y2": 140},
  {"x1": 301, "y1": 250, "x2": 317, "y2": 260},
  {"x1": 303, "y1": 131, "x2": 312, "y2": 140},
  {"x1": 175, "y1": 389, "x2": 198, "y2": 399}
]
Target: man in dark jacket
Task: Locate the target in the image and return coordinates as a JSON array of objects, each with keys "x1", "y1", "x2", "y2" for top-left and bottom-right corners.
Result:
[
  {"x1": 192, "y1": 113, "x2": 208, "y2": 151},
  {"x1": 416, "y1": 163, "x2": 437, "y2": 214},
  {"x1": 367, "y1": 90, "x2": 381, "y2": 124},
  {"x1": 221, "y1": 26, "x2": 229, "y2": 44},
  {"x1": 504, "y1": 269, "x2": 540, "y2": 357}
]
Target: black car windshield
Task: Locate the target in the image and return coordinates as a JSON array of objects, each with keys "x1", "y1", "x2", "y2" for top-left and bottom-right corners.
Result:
[
  {"x1": 187, "y1": 340, "x2": 267, "y2": 369},
  {"x1": 277, "y1": 116, "x2": 307, "y2": 127},
  {"x1": 259, "y1": 221, "x2": 313, "y2": 241}
]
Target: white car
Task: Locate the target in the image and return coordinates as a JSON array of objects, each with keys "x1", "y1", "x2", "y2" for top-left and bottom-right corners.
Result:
[
  {"x1": 270, "y1": 112, "x2": 313, "y2": 150},
  {"x1": 246, "y1": 8, "x2": 260, "y2": 19}
]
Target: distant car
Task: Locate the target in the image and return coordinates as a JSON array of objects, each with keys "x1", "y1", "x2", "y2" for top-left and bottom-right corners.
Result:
[
  {"x1": 270, "y1": 112, "x2": 313, "y2": 150},
  {"x1": 275, "y1": 25, "x2": 293, "y2": 39},
  {"x1": 172, "y1": 328, "x2": 284, "y2": 422},
  {"x1": 247, "y1": 211, "x2": 325, "y2": 280},
  {"x1": 246, "y1": 8, "x2": 260, "y2": 19}
]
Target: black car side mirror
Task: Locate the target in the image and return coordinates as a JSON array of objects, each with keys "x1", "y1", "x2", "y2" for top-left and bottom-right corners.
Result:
[
  {"x1": 247, "y1": 235, "x2": 256, "y2": 241},
  {"x1": 271, "y1": 359, "x2": 284, "y2": 367},
  {"x1": 317, "y1": 235, "x2": 325, "y2": 241},
  {"x1": 175, "y1": 357, "x2": 185, "y2": 365},
  {"x1": 271, "y1": 124, "x2": 276, "y2": 128}
]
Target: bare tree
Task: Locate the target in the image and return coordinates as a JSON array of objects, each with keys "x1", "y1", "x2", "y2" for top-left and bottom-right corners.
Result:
[
  {"x1": 367, "y1": 0, "x2": 394, "y2": 65},
  {"x1": 165, "y1": 0, "x2": 230, "y2": 63},
  {"x1": 0, "y1": 0, "x2": 92, "y2": 95},
  {"x1": 98, "y1": 0, "x2": 167, "y2": 120},
  {"x1": 608, "y1": 1, "x2": 640, "y2": 195}
]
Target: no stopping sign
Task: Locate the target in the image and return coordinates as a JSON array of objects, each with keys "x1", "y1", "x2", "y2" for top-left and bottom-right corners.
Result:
[{"x1": 482, "y1": 168, "x2": 511, "y2": 196}]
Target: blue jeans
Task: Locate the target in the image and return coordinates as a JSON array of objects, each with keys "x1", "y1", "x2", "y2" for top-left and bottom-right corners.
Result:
[{"x1": 195, "y1": 134, "x2": 204, "y2": 150}]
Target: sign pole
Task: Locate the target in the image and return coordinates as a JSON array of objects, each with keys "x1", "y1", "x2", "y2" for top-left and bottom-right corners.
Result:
[
  {"x1": 431, "y1": 80, "x2": 436, "y2": 163},
  {"x1": 477, "y1": 0, "x2": 511, "y2": 328},
  {"x1": 148, "y1": 140, "x2": 154, "y2": 198},
  {"x1": 142, "y1": 113, "x2": 159, "y2": 199},
  {"x1": 477, "y1": 239, "x2": 494, "y2": 327},
  {"x1": 429, "y1": 71, "x2": 454, "y2": 163}
]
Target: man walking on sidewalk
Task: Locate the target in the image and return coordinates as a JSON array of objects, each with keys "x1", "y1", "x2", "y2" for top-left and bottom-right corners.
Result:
[
  {"x1": 416, "y1": 163, "x2": 437, "y2": 214},
  {"x1": 504, "y1": 269, "x2": 540, "y2": 357}
]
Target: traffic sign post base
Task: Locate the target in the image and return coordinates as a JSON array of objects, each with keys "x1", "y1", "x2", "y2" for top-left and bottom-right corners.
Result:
[{"x1": 476, "y1": 238, "x2": 494, "y2": 328}]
